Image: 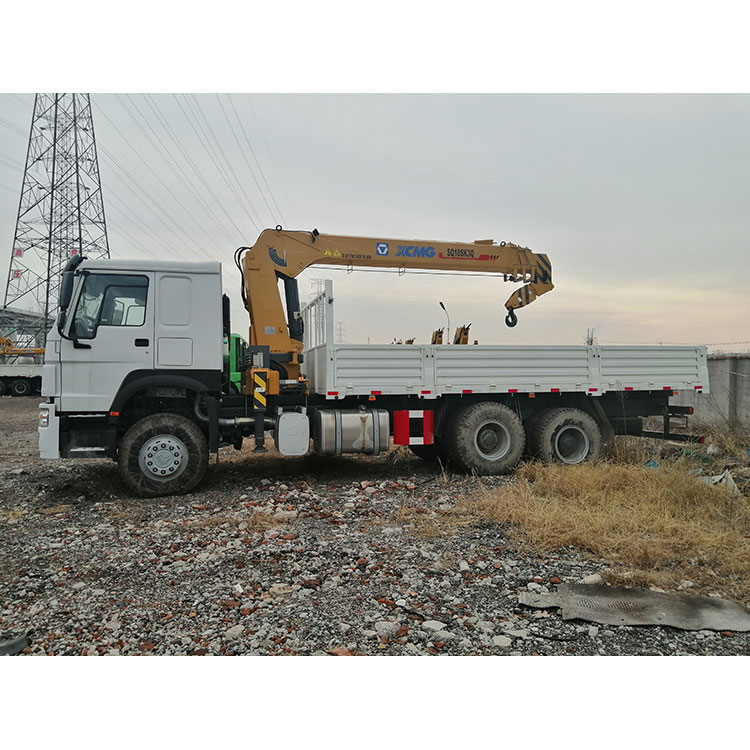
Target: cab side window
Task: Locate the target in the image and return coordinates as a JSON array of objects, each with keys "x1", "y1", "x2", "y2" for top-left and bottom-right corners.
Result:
[{"x1": 72, "y1": 274, "x2": 148, "y2": 339}]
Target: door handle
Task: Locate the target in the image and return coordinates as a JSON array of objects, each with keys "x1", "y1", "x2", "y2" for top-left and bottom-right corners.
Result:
[{"x1": 135, "y1": 338, "x2": 150, "y2": 347}]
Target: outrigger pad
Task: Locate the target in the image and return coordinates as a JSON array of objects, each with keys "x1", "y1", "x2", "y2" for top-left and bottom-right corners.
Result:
[{"x1": 519, "y1": 583, "x2": 750, "y2": 632}]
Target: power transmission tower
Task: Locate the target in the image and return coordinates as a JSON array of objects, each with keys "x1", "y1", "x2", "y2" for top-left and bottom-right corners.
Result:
[
  {"x1": 1, "y1": 93, "x2": 110, "y2": 349},
  {"x1": 310, "y1": 278, "x2": 326, "y2": 299}
]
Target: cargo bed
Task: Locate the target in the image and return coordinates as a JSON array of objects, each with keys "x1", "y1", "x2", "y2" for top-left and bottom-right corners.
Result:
[{"x1": 302, "y1": 281, "x2": 709, "y2": 399}]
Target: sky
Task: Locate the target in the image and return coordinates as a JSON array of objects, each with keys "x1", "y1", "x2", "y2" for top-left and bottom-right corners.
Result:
[{"x1": 1, "y1": 93, "x2": 749, "y2": 352}]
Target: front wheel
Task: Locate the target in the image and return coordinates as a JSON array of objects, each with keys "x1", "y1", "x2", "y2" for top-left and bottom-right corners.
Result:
[
  {"x1": 118, "y1": 413, "x2": 208, "y2": 497},
  {"x1": 448, "y1": 401, "x2": 525, "y2": 475}
]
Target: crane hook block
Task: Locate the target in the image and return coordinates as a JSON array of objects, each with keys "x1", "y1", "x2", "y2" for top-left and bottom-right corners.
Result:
[{"x1": 505, "y1": 308, "x2": 518, "y2": 328}]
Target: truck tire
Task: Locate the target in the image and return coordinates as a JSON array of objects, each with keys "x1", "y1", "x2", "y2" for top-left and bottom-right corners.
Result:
[
  {"x1": 448, "y1": 401, "x2": 525, "y2": 475},
  {"x1": 530, "y1": 407, "x2": 603, "y2": 464},
  {"x1": 118, "y1": 413, "x2": 208, "y2": 497},
  {"x1": 11, "y1": 379, "x2": 30, "y2": 397},
  {"x1": 522, "y1": 410, "x2": 544, "y2": 458}
]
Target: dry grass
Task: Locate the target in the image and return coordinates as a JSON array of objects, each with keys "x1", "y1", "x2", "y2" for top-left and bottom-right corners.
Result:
[
  {"x1": 37, "y1": 504, "x2": 74, "y2": 515},
  {"x1": 472, "y1": 462, "x2": 750, "y2": 604},
  {"x1": 184, "y1": 510, "x2": 284, "y2": 533},
  {"x1": 395, "y1": 460, "x2": 750, "y2": 604}
]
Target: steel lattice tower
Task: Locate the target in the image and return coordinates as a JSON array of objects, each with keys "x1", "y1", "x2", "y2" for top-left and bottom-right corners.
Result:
[{"x1": 1, "y1": 93, "x2": 110, "y2": 349}]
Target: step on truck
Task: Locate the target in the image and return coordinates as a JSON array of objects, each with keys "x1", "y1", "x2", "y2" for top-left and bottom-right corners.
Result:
[{"x1": 38, "y1": 228, "x2": 709, "y2": 496}]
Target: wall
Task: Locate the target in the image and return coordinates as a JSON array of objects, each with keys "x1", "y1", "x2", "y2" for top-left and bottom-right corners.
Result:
[{"x1": 673, "y1": 355, "x2": 750, "y2": 429}]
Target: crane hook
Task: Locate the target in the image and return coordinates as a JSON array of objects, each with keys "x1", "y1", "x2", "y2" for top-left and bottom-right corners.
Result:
[{"x1": 505, "y1": 308, "x2": 518, "y2": 328}]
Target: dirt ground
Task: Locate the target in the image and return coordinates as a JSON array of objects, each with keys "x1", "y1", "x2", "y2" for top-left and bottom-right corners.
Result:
[{"x1": 1, "y1": 396, "x2": 748, "y2": 656}]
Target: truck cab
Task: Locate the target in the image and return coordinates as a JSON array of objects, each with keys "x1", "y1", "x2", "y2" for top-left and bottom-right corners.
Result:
[{"x1": 40, "y1": 258, "x2": 223, "y2": 473}]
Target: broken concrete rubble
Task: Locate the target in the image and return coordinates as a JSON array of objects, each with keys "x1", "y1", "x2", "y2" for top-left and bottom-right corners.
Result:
[{"x1": 519, "y1": 583, "x2": 750, "y2": 632}]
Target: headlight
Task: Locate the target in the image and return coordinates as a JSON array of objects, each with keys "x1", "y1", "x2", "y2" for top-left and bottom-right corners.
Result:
[{"x1": 39, "y1": 412, "x2": 49, "y2": 428}]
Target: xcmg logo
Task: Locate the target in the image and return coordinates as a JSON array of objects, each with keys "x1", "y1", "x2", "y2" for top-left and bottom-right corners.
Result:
[{"x1": 396, "y1": 245, "x2": 436, "y2": 258}]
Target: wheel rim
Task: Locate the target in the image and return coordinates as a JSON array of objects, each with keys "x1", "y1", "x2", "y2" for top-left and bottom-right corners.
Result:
[
  {"x1": 473, "y1": 420, "x2": 511, "y2": 461},
  {"x1": 554, "y1": 425, "x2": 590, "y2": 464},
  {"x1": 138, "y1": 434, "x2": 188, "y2": 481}
]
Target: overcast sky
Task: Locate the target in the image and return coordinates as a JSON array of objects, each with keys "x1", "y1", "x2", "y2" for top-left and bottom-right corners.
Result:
[{"x1": 1, "y1": 93, "x2": 748, "y2": 351}]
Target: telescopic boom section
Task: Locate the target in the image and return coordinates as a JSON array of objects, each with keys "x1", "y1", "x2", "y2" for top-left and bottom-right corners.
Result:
[{"x1": 239, "y1": 228, "x2": 554, "y2": 378}]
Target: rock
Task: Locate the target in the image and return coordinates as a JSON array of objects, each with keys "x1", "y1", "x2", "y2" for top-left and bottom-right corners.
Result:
[
  {"x1": 477, "y1": 620, "x2": 495, "y2": 633},
  {"x1": 459, "y1": 560, "x2": 470, "y2": 572},
  {"x1": 505, "y1": 628, "x2": 530, "y2": 639},
  {"x1": 374, "y1": 621, "x2": 400, "y2": 638},
  {"x1": 328, "y1": 646, "x2": 355, "y2": 656},
  {"x1": 492, "y1": 635, "x2": 512, "y2": 648},
  {"x1": 421, "y1": 620, "x2": 448, "y2": 632},
  {"x1": 269, "y1": 583, "x2": 294, "y2": 599},
  {"x1": 434, "y1": 630, "x2": 456, "y2": 642},
  {"x1": 588, "y1": 626, "x2": 600, "y2": 638},
  {"x1": 225, "y1": 625, "x2": 244, "y2": 639},
  {"x1": 338, "y1": 623, "x2": 351, "y2": 633},
  {"x1": 526, "y1": 582, "x2": 543, "y2": 592},
  {"x1": 582, "y1": 573, "x2": 603, "y2": 584}
]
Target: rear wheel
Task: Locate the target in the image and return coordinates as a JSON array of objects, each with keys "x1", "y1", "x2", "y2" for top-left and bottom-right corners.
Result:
[
  {"x1": 530, "y1": 407, "x2": 603, "y2": 464},
  {"x1": 448, "y1": 401, "x2": 525, "y2": 475},
  {"x1": 11, "y1": 379, "x2": 30, "y2": 397},
  {"x1": 118, "y1": 413, "x2": 208, "y2": 497}
]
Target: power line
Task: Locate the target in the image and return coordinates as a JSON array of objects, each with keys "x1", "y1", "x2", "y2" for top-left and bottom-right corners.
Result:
[
  {"x1": 173, "y1": 93, "x2": 260, "y2": 235},
  {"x1": 101, "y1": 97, "x2": 231, "y2": 256},
  {"x1": 142, "y1": 94, "x2": 245, "y2": 242},
  {"x1": 215, "y1": 93, "x2": 277, "y2": 223},
  {"x1": 225, "y1": 94, "x2": 287, "y2": 225},
  {"x1": 181, "y1": 94, "x2": 262, "y2": 232},
  {"x1": 122, "y1": 94, "x2": 239, "y2": 246},
  {"x1": 246, "y1": 95, "x2": 298, "y2": 227},
  {"x1": 191, "y1": 94, "x2": 266, "y2": 230}
]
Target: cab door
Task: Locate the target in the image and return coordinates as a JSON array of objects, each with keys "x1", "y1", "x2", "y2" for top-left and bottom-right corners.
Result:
[{"x1": 58, "y1": 271, "x2": 155, "y2": 413}]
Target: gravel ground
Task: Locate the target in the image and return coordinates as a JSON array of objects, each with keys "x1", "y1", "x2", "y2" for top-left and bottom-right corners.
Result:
[{"x1": 1, "y1": 396, "x2": 748, "y2": 656}]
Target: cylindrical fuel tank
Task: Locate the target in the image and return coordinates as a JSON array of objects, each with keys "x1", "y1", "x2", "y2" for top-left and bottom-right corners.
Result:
[{"x1": 312, "y1": 408, "x2": 390, "y2": 456}]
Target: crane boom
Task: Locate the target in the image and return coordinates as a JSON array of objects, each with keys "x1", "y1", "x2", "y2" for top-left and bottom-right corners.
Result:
[{"x1": 238, "y1": 227, "x2": 553, "y2": 378}]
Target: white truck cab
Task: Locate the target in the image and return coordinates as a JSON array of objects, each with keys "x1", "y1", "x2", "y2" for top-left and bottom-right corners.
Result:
[{"x1": 40, "y1": 257, "x2": 223, "y2": 463}]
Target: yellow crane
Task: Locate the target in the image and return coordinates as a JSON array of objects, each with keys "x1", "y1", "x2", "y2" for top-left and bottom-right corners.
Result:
[{"x1": 236, "y1": 228, "x2": 553, "y2": 380}]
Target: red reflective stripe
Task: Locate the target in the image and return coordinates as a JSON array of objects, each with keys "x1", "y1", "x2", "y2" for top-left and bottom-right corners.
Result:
[
  {"x1": 370, "y1": 390, "x2": 381, "y2": 395},
  {"x1": 327, "y1": 391, "x2": 338, "y2": 396},
  {"x1": 393, "y1": 411, "x2": 409, "y2": 445},
  {"x1": 508, "y1": 389, "x2": 518, "y2": 393},
  {"x1": 663, "y1": 386, "x2": 672, "y2": 390},
  {"x1": 421, "y1": 390, "x2": 431, "y2": 394},
  {"x1": 624, "y1": 387, "x2": 633, "y2": 391},
  {"x1": 551, "y1": 388, "x2": 560, "y2": 393},
  {"x1": 423, "y1": 410, "x2": 434, "y2": 445},
  {"x1": 588, "y1": 388, "x2": 598, "y2": 392},
  {"x1": 462, "y1": 389, "x2": 472, "y2": 394},
  {"x1": 694, "y1": 385, "x2": 702, "y2": 390}
]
